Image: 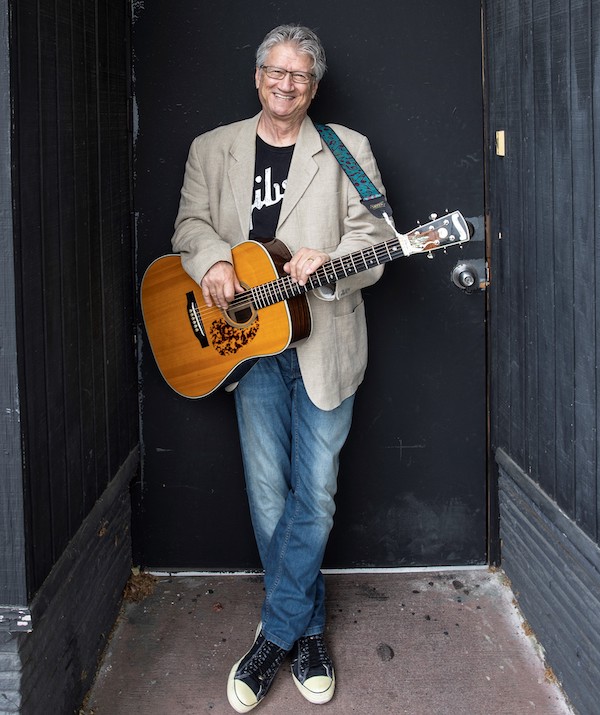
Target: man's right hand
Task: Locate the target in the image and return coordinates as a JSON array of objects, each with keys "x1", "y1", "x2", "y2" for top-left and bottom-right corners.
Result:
[{"x1": 201, "y1": 261, "x2": 244, "y2": 309}]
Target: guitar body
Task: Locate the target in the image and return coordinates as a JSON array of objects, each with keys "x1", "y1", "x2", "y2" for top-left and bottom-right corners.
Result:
[{"x1": 141, "y1": 239, "x2": 312, "y2": 398}]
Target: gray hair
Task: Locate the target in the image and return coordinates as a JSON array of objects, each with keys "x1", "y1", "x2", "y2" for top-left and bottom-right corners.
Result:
[{"x1": 256, "y1": 24, "x2": 327, "y2": 81}]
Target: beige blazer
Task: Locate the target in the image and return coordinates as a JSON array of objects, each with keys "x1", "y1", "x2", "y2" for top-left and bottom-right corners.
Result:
[{"x1": 172, "y1": 113, "x2": 390, "y2": 410}]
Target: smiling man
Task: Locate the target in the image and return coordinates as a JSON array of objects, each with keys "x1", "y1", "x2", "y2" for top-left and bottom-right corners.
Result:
[{"x1": 171, "y1": 24, "x2": 389, "y2": 712}]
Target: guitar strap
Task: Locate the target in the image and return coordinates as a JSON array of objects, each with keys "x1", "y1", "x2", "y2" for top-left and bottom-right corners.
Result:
[{"x1": 314, "y1": 122, "x2": 393, "y2": 221}]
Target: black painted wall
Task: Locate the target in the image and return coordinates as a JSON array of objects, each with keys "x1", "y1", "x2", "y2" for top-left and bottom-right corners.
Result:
[
  {"x1": 133, "y1": 1, "x2": 487, "y2": 569},
  {"x1": 9, "y1": 0, "x2": 137, "y2": 599}
]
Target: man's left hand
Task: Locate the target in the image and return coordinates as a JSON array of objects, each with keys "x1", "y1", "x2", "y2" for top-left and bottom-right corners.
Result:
[{"x1": 284, "y1": 248, "x2": 330, "y2": 286}]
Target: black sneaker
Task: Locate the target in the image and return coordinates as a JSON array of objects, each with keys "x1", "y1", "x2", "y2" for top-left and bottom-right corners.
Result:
[
  {"x1": 227, "y1": 628, "x2": 288, "y2": 713},
  {"x1": 290, "y1": 633, "x2": 335, "y2": 704}
]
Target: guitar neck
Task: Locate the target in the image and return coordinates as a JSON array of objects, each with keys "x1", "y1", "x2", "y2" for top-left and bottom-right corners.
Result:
[
  {"x1": 248, "y1": 210, "x2": 471, "y2": 310},
  {"x1": 251, "y1": 235, "x2": 404, "y2": 309}
]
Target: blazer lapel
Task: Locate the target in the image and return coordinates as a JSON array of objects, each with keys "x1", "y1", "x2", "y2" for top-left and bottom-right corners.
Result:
[
  {"x1": 228, "y1": 114, "x2": 261, "y2": 239},
  {"x1": 227, "y1": 114, "x2": 323, "y2": 238},
  {"x1": 277, "y1": 117, "x2": 323, "y2": 230}
]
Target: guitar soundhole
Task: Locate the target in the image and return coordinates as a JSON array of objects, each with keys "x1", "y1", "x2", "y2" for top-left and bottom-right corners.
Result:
[
  {"x1": 222, "y1": 282, "x2": 255, "y2": 329},
  {"x1": 226, "y1": 304, "x2": 254, "y2": 327}
]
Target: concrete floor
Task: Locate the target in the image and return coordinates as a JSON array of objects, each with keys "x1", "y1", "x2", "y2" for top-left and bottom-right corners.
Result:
[{"x1": 83, "y1": 569, "x2": 574, "y2": 715}]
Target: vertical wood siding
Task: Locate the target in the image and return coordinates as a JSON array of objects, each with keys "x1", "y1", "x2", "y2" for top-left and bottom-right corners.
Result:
[
  {"x1": 487, "y1": 0, "x2": 600, "y2": 545},
  {"x1": 0, "y1": 0, "x2": 27, "y2": 608},
  {"x1": 487, "y1": 4, "x2": 600, "y2": 708},
  {"x1": 11, "y1": 0, "x2": 137, "y2": 598}
]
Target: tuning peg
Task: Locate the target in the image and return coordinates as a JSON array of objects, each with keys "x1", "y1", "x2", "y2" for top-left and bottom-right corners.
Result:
[
  {"x1": 427, "y1": 251, "x2": 434, "y2": 259},
  {"x1": 429, "y1": 213, "x2": 438, "y2": 220}
]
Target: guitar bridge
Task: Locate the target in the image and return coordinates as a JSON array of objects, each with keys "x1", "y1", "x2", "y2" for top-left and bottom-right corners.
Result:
[{"x1": 186, "y1": 291, "x2": 209, "y2": 347}]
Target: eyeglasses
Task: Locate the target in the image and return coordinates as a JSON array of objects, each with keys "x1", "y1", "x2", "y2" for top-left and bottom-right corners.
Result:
[{"x1": 260, "y1": 65, "x2": 315, "y2": 84}]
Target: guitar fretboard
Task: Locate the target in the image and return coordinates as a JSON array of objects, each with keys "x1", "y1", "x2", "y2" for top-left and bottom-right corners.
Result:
[{"x1": 251, "y1": 236, "x2": 404, "y2": 309}]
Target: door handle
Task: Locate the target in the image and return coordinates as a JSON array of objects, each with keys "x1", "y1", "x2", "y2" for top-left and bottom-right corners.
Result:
[{"x1": 451, "y1": 259, "x2": 488, "y2": 293}]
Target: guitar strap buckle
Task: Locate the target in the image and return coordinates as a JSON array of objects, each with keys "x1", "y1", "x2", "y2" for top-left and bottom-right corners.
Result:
[{"x1": 361, "y1": 195, "x2": 394, "y2": 219}]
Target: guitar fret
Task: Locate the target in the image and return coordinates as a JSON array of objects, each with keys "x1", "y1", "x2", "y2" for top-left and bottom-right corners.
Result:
[
  {"x1": 271, "y1": 281, "x2": 282, "y2": 305},
  {"x1": 387, "y1": 239, "x2": 402, "y2": 258},
  {"x1": 328, "y1": 263, "x2": 340, "y2": 281},
  {"x1": 340, "y1": 256, "x2": 352, "y2": 276},
  {"x1": 260, "y1": 284, "x2": 269, "y2": 306},
  {"x1": 393, "y1": 239, "x2": 403, "y2": 258},
  {"x1": 364, "y1": 247, "x2": 378, "y2": 266},
  {"x1": 261, "y1": 282, "x2": 273, "y2": 306},
  {"x1": 287, "y1": 278, "x2": 301, "y2": 297},
  {"x1": 262, "y1": 283, "x2": 272, "y2": 307},
  {"x1": 267, "y1": 282, "x2": 276, "y2": 305},
  {"x1": 307, "y1": 274, "x2": 318, "y2": 290},
  {"x1": 356, "y1": 249, "x2": 366, "y2": 269},
  {"x1": 252, "y1": 285, "x2": 266, "y2": 309}
]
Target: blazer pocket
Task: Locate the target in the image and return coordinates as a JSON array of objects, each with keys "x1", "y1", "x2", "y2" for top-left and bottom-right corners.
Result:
[{"x1": 333, "y1": 299, "x2": 368, "y2": 388}]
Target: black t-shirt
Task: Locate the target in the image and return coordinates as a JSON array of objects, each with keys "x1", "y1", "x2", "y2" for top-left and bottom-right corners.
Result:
[{"x1": 249, "y1": 135, "x2": 294, "y2": 242}]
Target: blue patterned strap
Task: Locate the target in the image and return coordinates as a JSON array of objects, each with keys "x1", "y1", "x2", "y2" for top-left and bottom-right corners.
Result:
[{"x1": 315, "y1": 122, "x2": 393, "y2": 219}]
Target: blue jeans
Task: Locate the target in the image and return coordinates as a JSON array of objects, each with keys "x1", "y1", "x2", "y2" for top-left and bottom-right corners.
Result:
[{"x1": 234, "y1": 349, "x2": 355, "y2": 651}]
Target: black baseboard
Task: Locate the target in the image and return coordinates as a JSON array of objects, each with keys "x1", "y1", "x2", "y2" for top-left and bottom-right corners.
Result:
[
  {"x1": 0, "y1": 447, "x2": 138, "y2": 715},
  {"x1": 497, "y1": 448, "x2": 600, "y2": 715}
]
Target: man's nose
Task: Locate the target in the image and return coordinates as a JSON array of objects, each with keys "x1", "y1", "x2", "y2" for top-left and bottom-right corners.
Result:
[{"x1": 279, "y1": 71, "x2": 295, "y2": 90}]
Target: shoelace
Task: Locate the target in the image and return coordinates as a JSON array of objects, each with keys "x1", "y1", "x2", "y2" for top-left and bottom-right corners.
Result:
[
  {"x1": 299, "y1": 635, "x2": 330, "y2": 673},
  {"x1": 243, "y1": 638, "x2": 287, "y2": 681}
]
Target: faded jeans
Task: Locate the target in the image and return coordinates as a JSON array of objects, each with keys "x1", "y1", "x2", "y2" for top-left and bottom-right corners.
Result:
[{"x1": 234, "y1": 349, "x2": 355, "y2": 651}]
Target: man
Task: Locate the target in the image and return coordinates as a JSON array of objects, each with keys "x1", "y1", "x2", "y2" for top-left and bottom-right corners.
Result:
[{"x1": 172, "y1": 24, "x2": 389, "y2": 712}]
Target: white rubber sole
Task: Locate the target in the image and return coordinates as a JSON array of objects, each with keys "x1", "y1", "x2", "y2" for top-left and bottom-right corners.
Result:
[
  {"x1": 291, "y1": 671, "x2": 336, "y2": 704},
  {"x1": 227, "y1": 658, "x2": 259, "y2": 713}
]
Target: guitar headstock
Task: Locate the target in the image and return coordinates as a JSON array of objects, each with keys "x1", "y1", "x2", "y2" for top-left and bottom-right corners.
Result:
[{"x1": 403, "y1": 211, "x2": 472, "y2": 256}]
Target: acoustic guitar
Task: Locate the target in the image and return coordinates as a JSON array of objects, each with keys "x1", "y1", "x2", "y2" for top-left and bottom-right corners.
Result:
[{"x1": 141, "y1": 211, "x2": 471, "y2": 398}]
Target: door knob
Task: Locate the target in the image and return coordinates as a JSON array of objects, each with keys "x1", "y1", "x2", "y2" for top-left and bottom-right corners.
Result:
[{"x1": 451, "y1": 259, "x2": 488, "y2": 293}]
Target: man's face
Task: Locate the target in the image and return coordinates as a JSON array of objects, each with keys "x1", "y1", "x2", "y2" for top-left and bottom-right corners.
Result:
[{"x1": 255, "y1": 43, "x2": 318, "y2": 125}]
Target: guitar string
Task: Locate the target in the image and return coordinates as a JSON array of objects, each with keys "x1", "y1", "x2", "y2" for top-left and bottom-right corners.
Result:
[
  {"x1": 190, "y1": 228, "x2": 449, "y2": 323},
  {"x1": 191, "y1": 239, "x2": 403, "y2": 323},
  {"x1": 190, "y1": 237, "x2": 412, "y2": 321}
]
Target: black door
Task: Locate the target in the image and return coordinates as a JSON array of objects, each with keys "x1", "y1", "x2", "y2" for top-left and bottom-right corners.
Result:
[{"x1": 132, "y1": 0, "x2": 487, "y2": 569}]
